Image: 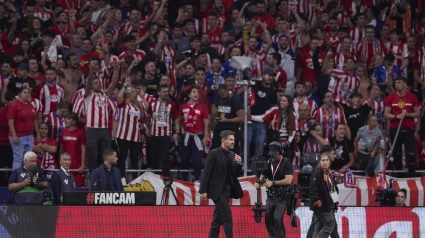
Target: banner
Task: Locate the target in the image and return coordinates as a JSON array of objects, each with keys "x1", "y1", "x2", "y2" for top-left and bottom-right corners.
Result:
[
  {"x1": 1, "y1": 206, "x2": 424, "y2": 237},
  {"x1": 128, "y1": 172, "x2": 425, "y2": 206}
]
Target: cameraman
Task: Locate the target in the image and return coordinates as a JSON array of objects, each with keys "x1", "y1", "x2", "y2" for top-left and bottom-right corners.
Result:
[
  {"x1": 255, "y1": 142, "x2": 293, "y2": 238},
  {"x1": 395, "y1": 189, "x2": 407, "y2": 206},
  {"x1": 8, "y1": 151, "x2": 48, "y2": 204}
]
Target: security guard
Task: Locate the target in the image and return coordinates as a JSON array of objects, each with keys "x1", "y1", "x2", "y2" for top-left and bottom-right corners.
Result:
[
  {"x1": 50, "y1": 153, "x2": 76, "y2": 204},
  {"x1": 255, "y1": 141, "x2": 293, "y2": 238}
]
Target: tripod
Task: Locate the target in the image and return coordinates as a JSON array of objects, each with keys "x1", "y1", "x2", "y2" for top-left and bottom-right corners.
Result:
[{"x1": 160, "y1": 178, "x2": 179, "y2": 205}]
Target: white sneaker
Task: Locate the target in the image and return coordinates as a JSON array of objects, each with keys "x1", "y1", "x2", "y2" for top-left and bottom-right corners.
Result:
[{"x1": 121, "y1": 177, "x2": 127, "y2": 185}]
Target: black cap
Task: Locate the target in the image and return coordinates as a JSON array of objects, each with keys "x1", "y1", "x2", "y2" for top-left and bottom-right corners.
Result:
[
  {"x1": 268, "y1": 141, "x2": 282, "y2": 156},
  {"x1": 124, "y1": 35, "x2": 136, "y2": 43}
]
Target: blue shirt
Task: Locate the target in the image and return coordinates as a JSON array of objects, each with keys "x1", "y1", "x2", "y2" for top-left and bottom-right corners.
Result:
[
  {"x1": 206, "y1": 70, "x2": 227, "y2": 90},
  {"x1": 103, "y1": 164, "x2": 117, "y2": 191},
  {"x1": 223, "y1": 61, "x2": 238, "y2": 77},
  {"x1": 373, "y1": 65, "x2": 402, "y2": 83}
]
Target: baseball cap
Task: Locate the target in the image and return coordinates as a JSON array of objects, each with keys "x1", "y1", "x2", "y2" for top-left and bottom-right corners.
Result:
[
  {"x1": 124, "y1": 35, "x2": 136, "y2": 43},
  {"x1": 268, "y1": 141, "x2": 282, "y2": 156},
  {"x1": 18, "y1": 63, "x2": 29, "y2": 71},
  {"x1": 263, "y1": 68, "x2": 275, "y2": 76}
]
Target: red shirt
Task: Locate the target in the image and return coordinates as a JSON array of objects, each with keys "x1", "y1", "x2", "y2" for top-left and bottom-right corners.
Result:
[
  {"x1": 31, "y1": 73, "x2": 46, "y2": 83},
  {"x1": 7, "y1": 100, "x2": 36, "y2": 137},
  {"x1": 59, "y1": 128, "x2": 86, "y2": 169},
  {"x1": 384, "y1": 91, "x2": 419, "y2": 130},
  {"x1": 33, "y1": 138, "x2": 57, "y2": 169},
  {"x1": 206, "y1": 26, "x2": 223, "y2": 51},
  {"x1": 49, "y1": 21, "x2": 79, "y2": 47},
  {"x1": 297, "y1": 51, "x2": 323, "y2": 86},
  {"x1": 252, "y1": 14, "x2": 276, "y2": 36},
  {"x1": 80, "y1": 52, "x2": 100, "y2": 75},
  {"x1": 179, "y1": 102, "x2": 209, "y2": 134}
]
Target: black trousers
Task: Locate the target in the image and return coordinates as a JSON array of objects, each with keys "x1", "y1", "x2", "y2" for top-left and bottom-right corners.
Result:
[
  {"x1": 149, "y1": 136, "x2": 171, "y2": 177},
  {"x1": 209, "y1": 191, "x2": 233, "y2": 238},
  {"x1": 0, "y1": 144, "x2": 13, "y2": 186},
  {"x1": 306, "y1": 212, "x2": 339, "y2": 238},
  {"x1": 359, "y1": 152, "x2": 376, "y2": 177},
  {"x1": 265, "y1": 195, "x2": 288, "y2": 238},
  {"x1": 117, "y1": 138, "x2": 141, "y2": 180},
  {"x1": 86, "y1": 128, "x2": 110, "y2": 173},
  {"x1": 211, "y1": 128, "x2": 240, "y2": 153},
  {"x1": 389, "y1": 127, "x2": 417, "y2": 176},
  {"x1": 312, "y1": 211, "x2": 337, "y2": 238}
]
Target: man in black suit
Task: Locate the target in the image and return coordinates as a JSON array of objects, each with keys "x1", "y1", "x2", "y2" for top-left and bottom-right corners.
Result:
[{"x1": 199, "y1": 130, "x2": 243, "y2": 238}]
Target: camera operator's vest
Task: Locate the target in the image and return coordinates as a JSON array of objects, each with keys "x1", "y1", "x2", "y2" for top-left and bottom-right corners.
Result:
[
  {"x1": 14, "y1": 167, "x2": 44, "y2": 204},
  {"x1": 56, "y1": 169, "x2": 76, "y2": 202}
]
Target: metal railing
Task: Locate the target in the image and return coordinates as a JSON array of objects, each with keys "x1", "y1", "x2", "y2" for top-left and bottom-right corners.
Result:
[{"x1": 0, "y1": 168, "x2": 423, "y2": 174}]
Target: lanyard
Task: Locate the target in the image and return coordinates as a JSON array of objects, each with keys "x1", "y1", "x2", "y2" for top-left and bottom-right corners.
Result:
[{"x1": 271, "y1": 157, "x2": 283, "y2": 180}]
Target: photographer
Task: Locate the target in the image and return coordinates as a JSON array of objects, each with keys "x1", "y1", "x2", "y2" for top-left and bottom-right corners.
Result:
[
  {"x1": 8, "y1": 151, "x2": 48, "y2": 204},
  {"x1": 254, "y1": 141, "x2": 293, "y2": 238}
]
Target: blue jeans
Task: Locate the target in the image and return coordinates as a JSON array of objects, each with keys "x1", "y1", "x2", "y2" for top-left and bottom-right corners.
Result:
[
  {"x1": 244, "y1": 121, "x2": 267, "y2": 159},
  {"x1": 9, "y1": 135, "x2": 34, "y2": 170},
  {"x1": 180, "y1": 134, "x2": 204, "y2": 181}
]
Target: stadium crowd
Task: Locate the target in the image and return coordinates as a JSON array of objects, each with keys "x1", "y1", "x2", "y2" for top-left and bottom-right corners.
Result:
[{"x1": 0, "y1": 0, "x2": 425, "y2": 190}]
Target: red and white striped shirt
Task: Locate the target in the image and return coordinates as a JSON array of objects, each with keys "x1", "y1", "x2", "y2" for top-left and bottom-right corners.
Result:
[
  {"x1": 313, "y1": 106, "x2": 347, "y2": 139},
  {"x1": 34, "y1": 6, "x2": 52, "y2": 22},
  {"x1": 296, "y1": 0, "x2": 308, "y2": 14},
  {"x1": 36, "y1": 83, "x2": 64, "y2": 115},
  {"x1": 121, "y1": 21, "x2": 146, "y2": 36},
  {"x1": 349, "y1": 27, "x2": 365, "y2": 46},
  {"x1": 31, "y1": 98, "x2": 43, "y2": 115},
  {"x1": 137, "y1": 94, "x2": 155, "y2": 119},
  {"x1": 108, "y1": 99, "x2": 118, "y2": 137},
  {"x1": 327, "y1": 34, "x2": 339, "y2": 46},
  {"x1": 369, "y1": 98, "x2": 385, "y2": 125},
  {"x1": 118, "y1": 49, "x2": 146, "y2": 62},
  {"x1": 303, "y1": 139, "x2": 329, "y2": 153},
  {"x1": 245, "y1": 48, "x2": 266, "y2": 81},
  {"x1": 334, "y1": 52, "x2": 359, "y2": 70},
  {"x1": 72, "y1": 88, "x2": 85, "y2": 105},
  {"x1": 159, "y1": 45, "x2": 175, "y2": 74},
  {"x1": 293, "y1": 97, "x2": 318, "y2": 118},
  {"x1": 147, "y1": 99, "x2": 178, "y2": 137},
  {"x1": 328, "y1": 69, "x2": 360, "y2": 105},
  {"x1": 44, "y1": 111, "x2": 65, "y2": 140},
  {"x1": 414, "y1": 46, "x2": 425, "y2": 84},
  {"x1": 83, "y1": 91, "x2": 109, "y2": 128},
  {"x1": 297, "y1": 118, "x2": 309, "y2": 136},
  {"x1": 116, "y1": 100, "x2": 141, "y2": 142},
  {"x1": 253, "y1": 106, "x2": 297, "y2": 134},
  {"x1": 385, "y1": 42, "x2": 409, "y2": 68}
]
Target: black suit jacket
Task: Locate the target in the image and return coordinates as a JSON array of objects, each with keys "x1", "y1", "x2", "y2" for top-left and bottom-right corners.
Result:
[{"x1": 199, "y1": 147, "x2": 243, "y2": 200}]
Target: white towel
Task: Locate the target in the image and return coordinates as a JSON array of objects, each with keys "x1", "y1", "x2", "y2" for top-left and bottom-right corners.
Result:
[{"x1": 184, "y1": 132, "x2": 203, "y2": 151}]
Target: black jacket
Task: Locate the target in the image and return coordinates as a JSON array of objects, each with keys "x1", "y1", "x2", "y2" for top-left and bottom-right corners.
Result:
[
  {"x1": 309, "y1": 168, "x2": 338, "y2": 212},
  {"x1": 199, "y1": 147, "x2": 243, "y2": 200}
]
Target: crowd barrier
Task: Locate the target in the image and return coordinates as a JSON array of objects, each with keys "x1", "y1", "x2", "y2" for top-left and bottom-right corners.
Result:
[
  {"x1": 1, "y1": 206, "x2": 424, "y2": 237},
  {"x1": 128, "y1": 172, "x2": 425, "y2": 206}
]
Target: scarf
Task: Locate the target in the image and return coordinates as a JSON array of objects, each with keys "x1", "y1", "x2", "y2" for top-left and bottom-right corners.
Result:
[
  {"x1": 388, "y1": 3, "x2": 411, "y2": 37},
  {"x1": 360, "y1": 39, "x2": 383, "y2": 62}
]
